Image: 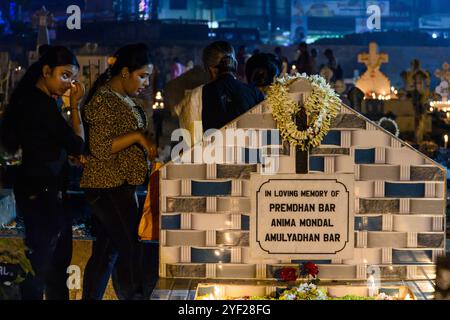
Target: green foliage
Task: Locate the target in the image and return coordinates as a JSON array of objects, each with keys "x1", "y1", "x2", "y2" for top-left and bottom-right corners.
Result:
[{"x1": 0, "y1": 239, "x2": 34, "y2": 282}]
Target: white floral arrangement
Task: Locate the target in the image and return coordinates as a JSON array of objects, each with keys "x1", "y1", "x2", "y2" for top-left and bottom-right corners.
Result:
[
  {"x1": 375, "y1": 292, "x2": 395, "y2": 300},
  {"x1": 377, "y1": 117, "x2": 400, "y2": 137},
  {"x1": 279, "y1": 283, "x2": 327, "y2": 300},
  {"x1": 267, "y1": 73, "x2": 342, "y2": 151}
]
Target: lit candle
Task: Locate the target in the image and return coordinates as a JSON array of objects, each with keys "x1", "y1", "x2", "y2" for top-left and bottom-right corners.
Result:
[
  {"x1": 214, "y1": 286, "x2": 223, "y2": 300},
  {"x1": 291, "y1": 65, "x2": 297, "y2": 75},
  {"x1": 444, "y1": 134, "x2": 448, "y2": 149},
  {"x1": 368, "y1": 275, "x2": 376, "y2": 297}
]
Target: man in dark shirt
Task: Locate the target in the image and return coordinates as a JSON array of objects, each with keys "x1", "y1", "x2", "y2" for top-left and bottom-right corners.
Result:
[
  {"x1": 202, "y1": 73, "x2": 264, "y2": 131},
  {"x1": 201, "y1": 41, "x2": 265, "y2": 132}
]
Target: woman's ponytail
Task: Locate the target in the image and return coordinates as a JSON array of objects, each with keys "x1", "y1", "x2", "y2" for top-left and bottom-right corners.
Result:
[{"x1": 1, "y1": 61, "x2": 44, "y2": 153}]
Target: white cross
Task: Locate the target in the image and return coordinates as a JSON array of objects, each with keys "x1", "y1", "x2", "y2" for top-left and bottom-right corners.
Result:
[
  {"x1": 435, "y1": 62, "x2": 450, "y2": 82},
  {"x1": 358, "y1": 42, "x2": 388, "y2": 72}
]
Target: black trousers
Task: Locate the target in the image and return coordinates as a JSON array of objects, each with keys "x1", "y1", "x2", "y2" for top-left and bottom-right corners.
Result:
[
  {"x1": 82, "y1": 184, "x2": 143, "y2": 300},
  {"x1": 14, "y1": 186, "x2": 72, "y2": 300}
]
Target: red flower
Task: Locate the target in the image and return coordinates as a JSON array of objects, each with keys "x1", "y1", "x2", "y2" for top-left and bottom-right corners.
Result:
[
  {"x1": 302, "y1": 262, "x2": 319, "y2": 278},
  {"x1": 279, "y1": 267, "x2": 297, "y2": 282}
]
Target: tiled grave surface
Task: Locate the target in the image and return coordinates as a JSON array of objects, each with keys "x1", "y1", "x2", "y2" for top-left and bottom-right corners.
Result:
[
  {"x1": 150, "y1": 278, "x2": 436, "y2": 300},
  {"x1": 159, "y1": 81, "x2": 446, "y2": 281}
]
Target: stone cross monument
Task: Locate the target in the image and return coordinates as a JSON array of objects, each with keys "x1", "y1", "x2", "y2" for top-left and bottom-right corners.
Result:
[{"x1": 355, "y1": 42, "x2": 391, "y2": 98}]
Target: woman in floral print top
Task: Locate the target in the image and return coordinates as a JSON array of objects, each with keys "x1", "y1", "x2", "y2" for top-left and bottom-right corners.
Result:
[
  {"x1": 80, "y1": 83, "x2": 150, "y2": 188},
  {"x1": 80, "y1": 43, "x2": 157, "y2": 300}
]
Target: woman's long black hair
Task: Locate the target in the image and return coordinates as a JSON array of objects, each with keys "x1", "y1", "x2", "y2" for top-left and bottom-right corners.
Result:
[
  {"x1": 0, "y1": 46, "x2": 79, "y2": 154},
  {"x1": 83, "y1": 43, "x2": 152, "y2": 106}
]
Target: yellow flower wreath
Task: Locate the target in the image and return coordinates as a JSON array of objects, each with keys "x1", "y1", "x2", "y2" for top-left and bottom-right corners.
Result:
[{"x1": 267, "y1": 73, "x2": 341, "y2": 151}]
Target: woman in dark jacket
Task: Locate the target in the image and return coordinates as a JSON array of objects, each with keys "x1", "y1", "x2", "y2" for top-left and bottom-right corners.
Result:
[{"x1": 0, "y1": 46, "x2": 85, "y2": 300}]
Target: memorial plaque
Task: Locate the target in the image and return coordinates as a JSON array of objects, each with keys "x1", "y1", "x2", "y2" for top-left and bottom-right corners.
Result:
[{"x1": 250, "y1": 174, "x2": 354, "y2": 260}]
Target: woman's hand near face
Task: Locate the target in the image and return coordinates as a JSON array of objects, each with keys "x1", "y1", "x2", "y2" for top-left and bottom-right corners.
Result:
[
  {"x1": 70, "y1": 80, "x2": 85, "y2": 106},
  {"x1": 68, "y1": 80, "x2": 85, "y2": 140}
]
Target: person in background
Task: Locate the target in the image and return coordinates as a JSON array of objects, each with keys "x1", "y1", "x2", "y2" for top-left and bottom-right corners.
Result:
[
  {"x1": 294, "y1": 42, "x2": 313, "y2": 75},
  {"x1": 324, "y1": 48, "x2": 337, "y2": 70},
  {"x1": 80, "y1": 43, "x2": 157, "y2": 300},
  {"x1": 252, "y1": 48, "x2": 261, "y2": 55},
  {"x1": 274, "y1": 46, "x2": 289, "y2": 77},
  {"x1": 245, "y1": 52, "x2": 281, "y2": 94},
  {"x1": 174, "y1": 41, "x2": 265, "y2": 144},
  {"x1": 236, "y1": 45, "x2": 249, "y2": 81},
  {"x1": 323, "y1": 48, "x2": 343, "y2": 82},
  {"x1": 310, "y1": 48, "x2": 318, "y2": 75},
  {"x1": 0, "y1": 46, "x2": 85, "y2": 300},
  {"x1": 170, "y1": 57, "x2": 184, "y2": 80},
  {"x1": 185, "y1": 60, "x2": 194, "y2": 72},
  {"x1": 202, "y1": 41, "x2": 265, "y2": 131}
]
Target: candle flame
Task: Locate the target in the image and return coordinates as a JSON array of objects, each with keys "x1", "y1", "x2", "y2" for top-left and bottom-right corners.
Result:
[{"x1": 367, "y1": 275, "x2": 376, "y2": 297}]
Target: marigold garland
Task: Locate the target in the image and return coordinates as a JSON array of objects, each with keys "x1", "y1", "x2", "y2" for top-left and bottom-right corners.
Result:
[{"x1": 267, "y1": 73, "x2": 342, "y2": 151}]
